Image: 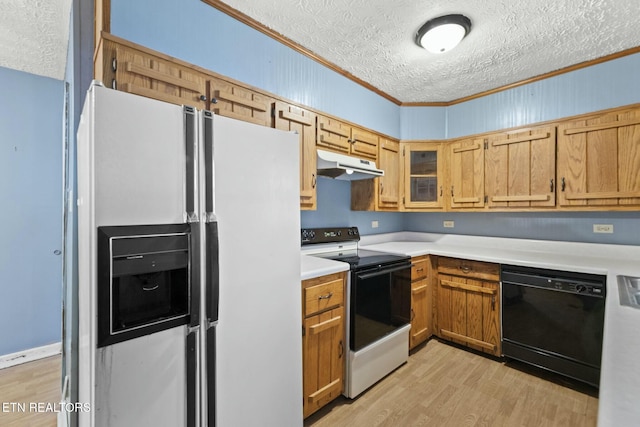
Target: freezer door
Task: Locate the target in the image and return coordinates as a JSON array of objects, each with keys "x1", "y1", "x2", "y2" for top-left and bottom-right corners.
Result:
[
  {"x1": 90, "y1": 86, "x2": 187, "y2": 226},
  {"x1": 94, "y1": 327, "x2": 187, "y2": 427}
]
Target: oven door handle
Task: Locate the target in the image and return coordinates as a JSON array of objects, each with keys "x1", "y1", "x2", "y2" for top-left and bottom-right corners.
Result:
[{"x1": 357, "y1": 264, "x2": 410, "y2": 280}]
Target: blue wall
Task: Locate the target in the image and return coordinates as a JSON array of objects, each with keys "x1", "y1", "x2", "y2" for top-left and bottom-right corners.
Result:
[
  {"x1": 445, "y1": 52, "x2": 640, "y2": 138},
  {"x1": 0, "y1": 66, "x2": 64, "y2": 355},
  {"x1": 405, "y1": 212, "x2": 640, "y2": 245},
  {"x1": 110, "y1": 0, "x2": 400, "y2": 138},
  {"x1": 300, "y1": 178, "x2": 404, "y2": 234}
]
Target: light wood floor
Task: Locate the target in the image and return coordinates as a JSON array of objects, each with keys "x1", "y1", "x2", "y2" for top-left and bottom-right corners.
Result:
[
  {"x1": 0, "y1": 355, "x2": 61, "y2": 427},
  {"x1": 305, "y1": 339, "x2": 598, "y2": 427},
  {"x1": 0, "y1": 342, "x2": 598, "y2": 427}
]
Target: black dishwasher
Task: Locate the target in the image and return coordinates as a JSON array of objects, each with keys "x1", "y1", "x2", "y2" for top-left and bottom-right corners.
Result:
[{"x1": 501, "y1": 265, "x2": 606, "y2": 387}]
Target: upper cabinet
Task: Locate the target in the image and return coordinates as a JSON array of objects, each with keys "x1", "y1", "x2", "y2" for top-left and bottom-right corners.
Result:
[
  {"x1": 100, "y1": 36, "x2": 208, "y2": 109},
  {"x1": 485, "y1": 126, "x2": 557, "y2": 208},
  {"x1": 449, "y1": 138, "x2": 485, "y2": 209},
  {"x1": 351, "y1": 137, "x2": 401, "y2": 211},
  {"x1": 317, "y1": 116, "x2": 378, "y2": 161},
  {"x1": 377, "y1": 138, "x2": 401, "y2": 209},
  {"x1": 557, "y1": 108, "x2": 640, "y2": 208},
  {"x1": 273, "y1": 101, "x2": 318, "y2": 210},
  {"x1": 209, "y1": 78, "x2": 272, "y2": 127},
  {"x1": 402, "y1": 142, "x2": 444, "y2": 209}
]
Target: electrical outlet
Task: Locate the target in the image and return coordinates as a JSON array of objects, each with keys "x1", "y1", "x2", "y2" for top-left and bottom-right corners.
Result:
[
  {"x1": 593, "y1": 224, "x2": 613, "y2": 234},
  {"x1": 443, "y1": 220, "x2": 455, "y2": 228},
  {"x1": 371, "y1": 220, "x2": 379, "y2": 228}
]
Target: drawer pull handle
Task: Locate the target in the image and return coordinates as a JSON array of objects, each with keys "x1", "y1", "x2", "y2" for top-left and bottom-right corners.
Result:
[
  {"x1": 318, "y1": 292, "x2": 333, "y2": 300},
  {"x1": 416, "y1": 268, "x2": 424, "y2": 272},
  {"x1": 338, "y1": 340, "x2": 344, "y2": 358},
  {"x1": 460, "y1": 266, "x2": 471, "y2": 273}
]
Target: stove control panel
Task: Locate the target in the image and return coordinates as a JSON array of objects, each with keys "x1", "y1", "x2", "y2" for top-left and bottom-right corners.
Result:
[{"x1": 301, "y1": 227, "x2": 360, "y2": 245}]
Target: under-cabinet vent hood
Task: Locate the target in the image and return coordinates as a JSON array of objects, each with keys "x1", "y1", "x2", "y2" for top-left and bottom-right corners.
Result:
[{"x1": 316, "y1": 149, "x2": 384, "y2": 181}]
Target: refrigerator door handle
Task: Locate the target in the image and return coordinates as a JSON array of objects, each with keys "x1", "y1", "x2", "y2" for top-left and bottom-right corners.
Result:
[
  {"x1": 206, "y1": 221, "x2": 220, "y2": 323},
  {"x1": 184, "y1": 106, "x2": 198, "y2": 223},
  {"x1": 186, "y1": 328, "x2": 198, "y2": 427},
  {"x1": 189, "y1": 221, "x2": 201, "y2": 328},
  {"x1": 202, "y1": 110, "x2": 216, "y2": 223},
  {"x1": 206, "y1": 326, "x2": 216, "y2": 427}
]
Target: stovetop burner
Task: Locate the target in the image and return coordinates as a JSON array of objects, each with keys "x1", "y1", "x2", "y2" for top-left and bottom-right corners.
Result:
[{"x1": 301, "y1": 227, "x2": 409, "y2": 270}]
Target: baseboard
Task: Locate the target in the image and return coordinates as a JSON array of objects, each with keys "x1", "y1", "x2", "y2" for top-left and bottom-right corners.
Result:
[{"x1": 0, "y1": 342, "x2": 62, "y2": 370}]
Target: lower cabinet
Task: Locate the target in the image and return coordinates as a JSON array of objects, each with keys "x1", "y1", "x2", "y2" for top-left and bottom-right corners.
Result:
[
  {"x1": 301, "y1": 272, "x2": 346, "y2": 418},
  {"x1": 435, "y1": 257, "x2": 501, "y2": 357},
  {"x1": 409, "y1": 255, "x2": 432, "y2": 349}
]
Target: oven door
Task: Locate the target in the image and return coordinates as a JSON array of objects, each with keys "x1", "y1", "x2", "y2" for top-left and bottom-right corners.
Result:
[{"x1": 350, "y1": 260, "x2": 411, "y2": 351}]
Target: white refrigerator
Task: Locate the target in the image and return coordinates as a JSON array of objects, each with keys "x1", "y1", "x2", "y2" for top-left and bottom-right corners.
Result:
[{"x1": 74, "y1": 83, "x2": 302, "y2": 426}]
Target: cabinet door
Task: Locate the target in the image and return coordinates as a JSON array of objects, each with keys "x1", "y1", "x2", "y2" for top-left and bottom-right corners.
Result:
[
  {"x1": 110, "y1": 43, "x2": 207, "y2": 109},
  {"x1": 378, "y1": 138, "x2": 400, "y2": 209},
  {"x1": 403, "y1": 142, "x2": 444, "y2": 209},
  {"x1": 317, "y1": 116, "x2": 351, "y2": 154},
  {"x1": 485, "y1": 127, "x2": 556, "y2": 208},
  {"x1": 273, "y1": 101, "x2": 317, "y2": 210},
  {"x1": 449, "y1": 138, "x2": 485, "y2": 209},
  {"x1": 350, "y1": 127, "x2": 378, "y2": 160},
  {"x1": 303, "y1": 307, "x2": 344, "y2": 418},
  {"x1": 557, "y1": 108, "x2": 640, "y2": 207},
  {"x1": 437, "y1": 273, "x2": 500, "y2": 356},
  {"x1": 209, "y1": 78, "x2": 271, "y2": 126},
  {"x1": 410, "y1": 279, "x2": 430, "y2": 349}
]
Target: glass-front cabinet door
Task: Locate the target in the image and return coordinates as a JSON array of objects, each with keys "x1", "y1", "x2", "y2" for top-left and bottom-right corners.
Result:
[{"x1": 403, "y1": 142, "x2": 444, "y2": 209}]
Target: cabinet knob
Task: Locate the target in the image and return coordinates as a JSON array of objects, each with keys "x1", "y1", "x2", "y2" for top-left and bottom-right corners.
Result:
[
  {"x1": 199, "y1": 95, "x2": 207, "y2": 102},
  {"x1": 211, "y1": 98, "x2": 218, "y2": 104}
]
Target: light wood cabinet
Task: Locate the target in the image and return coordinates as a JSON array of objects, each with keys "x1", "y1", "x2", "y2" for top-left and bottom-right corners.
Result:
[
  {"x1": 209, "y1": 78, "x2": 272, "y2": 126},
  {"x1": 409, "y1": 255, "x2": 432, "y2": 350},
  {"x1": 449, "y1": 138, "x2": 485, "y2": 209},
  {"x1": 557, "y1": 107, "x2": 640, "y2": 207},
  {"x1": 485, "y1": 126, "x2": 557, "y2": 208},
  {"x1": 402, "y1": 142, "x2": 444, "y2": 209},
  {"x1": 351, "y1": 137, "x2": 401, "y2": 211},
  {"x1": 317, "y1": 115, "x2": 379, "y2": 161},
  {"x1": 273, "y1": 101, "x2": 317, "y2": 210},
  {"x1": 302, "y1": 272, "x2": 346, "y2": 418},
  {"x1": 101, "y1": 37, "x2": 208, "y2": 109},
  {"x1": 435, "y1": 257, "x2": 500, "y2": 357}
]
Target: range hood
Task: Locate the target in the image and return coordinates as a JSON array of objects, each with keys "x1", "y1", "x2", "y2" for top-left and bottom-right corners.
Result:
[{"x1": 316, "y1": 149, "x2": 384, "y2": 181}]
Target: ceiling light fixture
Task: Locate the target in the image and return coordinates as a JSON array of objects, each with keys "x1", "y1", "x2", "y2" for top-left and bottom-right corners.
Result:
[{"x1": 415, "y1": 14, "x2": 472, "y2": 54}]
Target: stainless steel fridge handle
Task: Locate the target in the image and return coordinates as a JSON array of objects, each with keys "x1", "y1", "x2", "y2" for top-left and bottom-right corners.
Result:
[
  {"x1": 206, "y1": 221, "x2": 220, "y2": 323},
  {"x1": 184, "y1": 106, "x2": 198, "y2": 222},
  {"x1": 203, "y1": 110, "x2": 216, "y2": 221}
]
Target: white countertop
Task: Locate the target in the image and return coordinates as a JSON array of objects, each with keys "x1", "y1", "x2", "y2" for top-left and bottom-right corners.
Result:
[
  {"x1": 351, "y1": 232, "x2": 640, "y2": 427},
  {"x1": 300, "y1": 232, "x2": 640, "y2": 425},
  {"x1": 300, "y1": 254, "x2": 349, "y2": 280}
]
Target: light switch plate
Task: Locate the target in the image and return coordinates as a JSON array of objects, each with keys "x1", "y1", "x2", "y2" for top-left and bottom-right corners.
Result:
[
  {"x1": 443, "y1": 220, "x2": 455, "y2": 228},
  {"x1": 371, "y1": 220, "x2": 379, "y2": 228}
]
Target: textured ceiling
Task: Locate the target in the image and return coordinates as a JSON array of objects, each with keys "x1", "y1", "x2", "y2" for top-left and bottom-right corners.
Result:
[
  {"x1": 218, "y1": 0, "x2": 640, "y2": 103},
  {"x1": 0, "y1": 0, "x2": 73, "y2": 80}
]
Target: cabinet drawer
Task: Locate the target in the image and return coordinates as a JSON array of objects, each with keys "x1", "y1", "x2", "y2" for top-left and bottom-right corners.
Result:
[
  {"x1": 304, "y1": 278, "x2": 344, "y2": 316},
  {"x1": 411, "y1": 256, "x2": 429, "y2": 280},
  {"x1": 437, "y1": 257, "x2": 499, "y2": 281}
]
